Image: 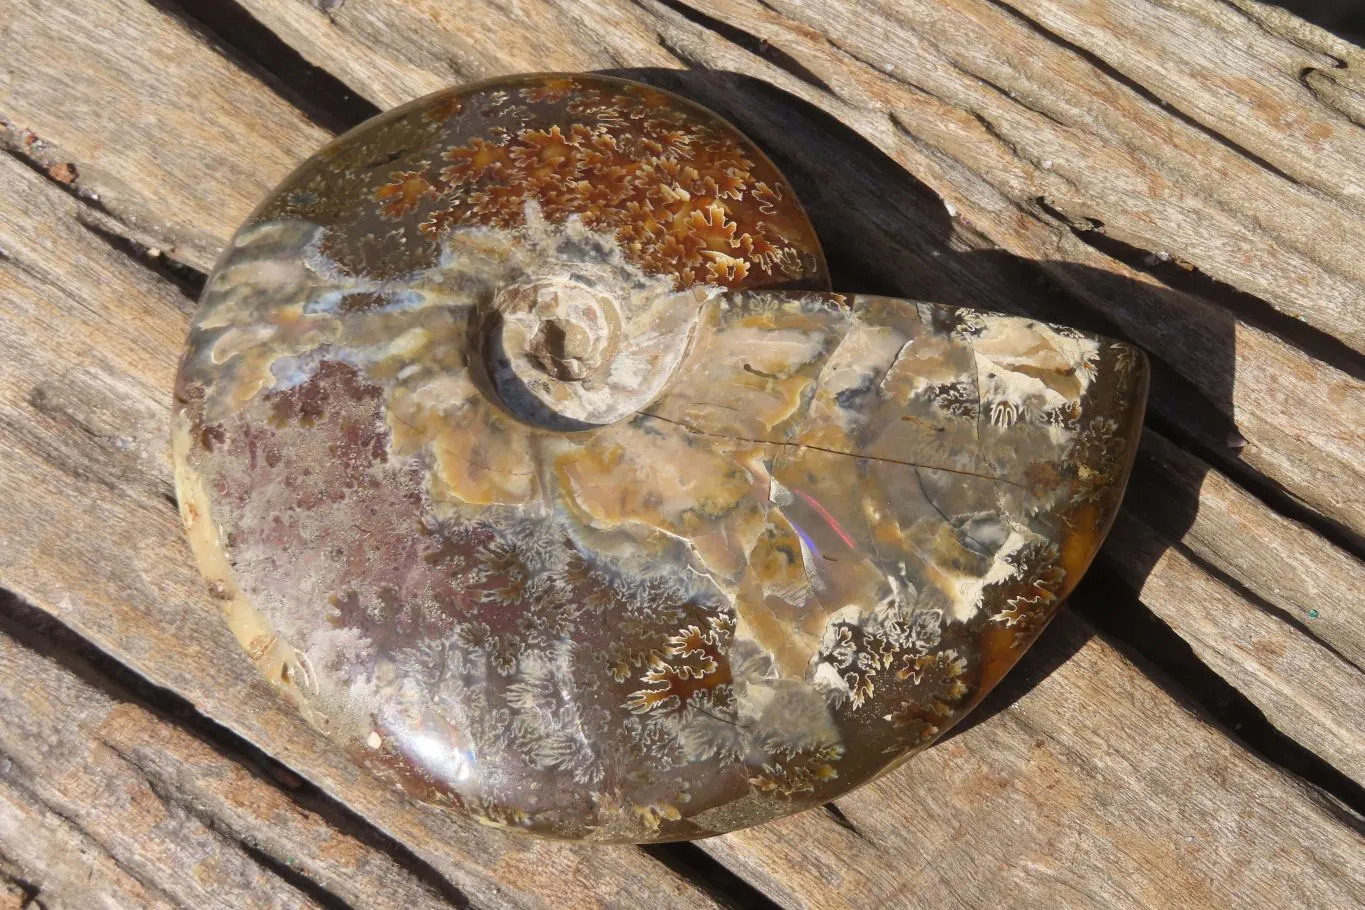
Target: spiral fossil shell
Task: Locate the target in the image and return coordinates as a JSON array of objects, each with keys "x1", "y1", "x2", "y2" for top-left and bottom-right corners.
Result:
[{"x1": 172, "y1": 74, "x2": 1148, "y2": 842}]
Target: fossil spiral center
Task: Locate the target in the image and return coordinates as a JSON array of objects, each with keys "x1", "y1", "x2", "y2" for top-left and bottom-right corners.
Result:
[
  {"x1": 485, "y1": 272, "x2": 702, "y2": 430},
  {"x1": 497, "y1": 278, "x2": 621, "y2": 384}
]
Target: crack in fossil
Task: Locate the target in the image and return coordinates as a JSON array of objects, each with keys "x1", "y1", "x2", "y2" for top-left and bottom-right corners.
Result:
[{"x1": 638, "y1": 409, "x2": 1025, "y2": 488}]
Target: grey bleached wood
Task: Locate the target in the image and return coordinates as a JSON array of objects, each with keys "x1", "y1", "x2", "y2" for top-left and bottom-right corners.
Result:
[
  {"x1": 1127, "y1": 430, "x2": 1365, "y2": 672},
  {"x1": 1, "y1": 777, "x2": 190, "y2": 910},
  {"x1": 0, "y1": 600, "x2": 454, "y2": 910},
  {"x1": 0, "y1": 0, "x2": 1362, "y2": 905},
  {"x1": 0, "y1": 0, "x2": 331, "y2": 271},
  {"x1": 1089, "y1": 429, "x2": 1365, "y2": 788},
  {"x1": 637, "y1": 0, "x2": 1365, "y2": 540},
  {"x1": 0, "y1": 152, "x2": 720, "y2": 910},
  {"x1": 5, "y1": 0, "x2": 1361, "y2": 538},
  {"x1": 1004, "y1": 0, "x2": 1365, "y2": 203},
  {"x1": 1226, "y1": 1, "x2": 1365, "y2": 74},
  {"x1": 1105, "y1": 506, "x2": 1364, "y2": 786}
]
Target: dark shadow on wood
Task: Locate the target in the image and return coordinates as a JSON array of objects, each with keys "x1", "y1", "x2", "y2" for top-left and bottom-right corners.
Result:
[
  {"x1": 81, "y1": 218, "x2": 205, "y2": 307},
  {"x1": 236, "y1": 841, "x2": 356, "y2": 910},
  {"x1": 1072, "y1": 568, "x2": 1365, "y2": 830},
  {"x1": 941, "y1": 607, "x2": 1092, "y2": 745},
  {"x1": 1265, "y1": 2, "x2": 1365, "y2": 44},
  {"x1": 143, "y1": 0, "x2": 380, "y2": 134},
  {"x1": 641, "y1": 842, "x2": 783, "y2": 910}
]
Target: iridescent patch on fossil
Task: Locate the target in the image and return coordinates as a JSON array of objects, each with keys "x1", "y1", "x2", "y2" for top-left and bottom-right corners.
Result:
[{"x1": 171, "y1": 73, "x2": 1148, "y2": 843}]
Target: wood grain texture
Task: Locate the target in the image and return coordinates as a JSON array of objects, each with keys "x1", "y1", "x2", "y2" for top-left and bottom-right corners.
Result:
[
  {"x1": 0, "y1": 0, "x2": 330, "y2": 271},
  {"x1": 0, "y1": 0, "x2": 1362, "y2": 906},
  {"x1": 1106, "y1": 506, "x2": 1363, "y2": 785},
  {"x1": 0, "y1": 597, "x2": 454, "y2": 910},
  {"x1": 1126, "y1": 432, "x2": 1365, "y2": 672},
  {"x1": 1093, "y1": 429, "x2": 1365, "y2": 789},
  {"x1": 6, "y1": 0, "x2": 1361, "y2": 537},
  {"x1": 0, "y1": 153, "x2": 720, "y2": 910},
  {"x1": 224, "y1": 0, "x2": 1365, "y2": 538}
]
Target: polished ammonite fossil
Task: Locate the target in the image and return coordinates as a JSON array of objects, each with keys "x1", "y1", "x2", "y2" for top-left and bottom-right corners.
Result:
[{"x1": 172, "y1": 73, "x2": 1148, "y2": 842}]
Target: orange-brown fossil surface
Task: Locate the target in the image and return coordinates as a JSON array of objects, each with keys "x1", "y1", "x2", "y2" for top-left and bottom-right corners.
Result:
[{"x1": 172, "y1": 74, "x2": 1147, "y2": 842}]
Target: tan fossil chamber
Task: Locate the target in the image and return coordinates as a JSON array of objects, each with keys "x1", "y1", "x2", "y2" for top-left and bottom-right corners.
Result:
[{"x1": 172, "y1": 73, "x2": 1148, "y2": 842}]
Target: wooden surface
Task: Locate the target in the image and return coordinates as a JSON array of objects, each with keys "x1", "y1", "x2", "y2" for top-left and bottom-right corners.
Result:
[{"x1": 0, "y1": 0, "x2": 1362, "y2": 906}]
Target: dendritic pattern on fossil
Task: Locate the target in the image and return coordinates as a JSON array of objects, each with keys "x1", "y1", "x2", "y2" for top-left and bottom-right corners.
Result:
[
  {"x1": 171, "y1": 74, "x2": 1148, "y2": 843},
  {"x1": 265, "y1": 74, "x2": 823, "y2": 290}
]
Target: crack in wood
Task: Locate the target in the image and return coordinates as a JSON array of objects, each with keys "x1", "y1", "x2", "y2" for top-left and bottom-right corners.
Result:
[
  {"x1": 1033, "y1": 197, "x2": 1365, "y2": 384},
  {"x1": 3, "y1": 0, "x2": 1364, "y2": 903},
  {"x1": 237, "y1": 841, "x2": 362, "y2": 910},
  {"x1": 1073, "y1": 565, "x2": 1365, "y2": 832},
  {"x1": 0, "y1": 121, "x2": 114, "y2": 215},
  {"x1": 0, "y1": 750, "x2": 184, "y2": 908},
  {"x1": 78, "y1": 218, "x2": 206, "y2": 308},
  {"x1": 0, "y1": 120, "x2": 211, "y2": 276},
  {"x1": 980, "y1": 0, "x2": 1308, "y2": 189},
  {"x1": 1174, "y1": 544, "x2": 1364, "y2": 677},
  {"x1": 1300, "y1": 66, "x2": 1365, "y2": 128},
  {"x1": 98, "y1": 738, "x2": 373, "y2": 910},
  {"x1": 641, "y1": 842, "x2": 783, "y2": 910},
  {"x1": 645, "y1": 0, "x2": 836, "y2": 95},
  {"x1": 1146, "y1": 405, "x2": 1365, "y2": 564},
  {"x1": 142, "y1": 0, "x2": 380, "y2": 134},
  {"x1": 820, "y1": 803, "x2": 870, "y2": 842}
]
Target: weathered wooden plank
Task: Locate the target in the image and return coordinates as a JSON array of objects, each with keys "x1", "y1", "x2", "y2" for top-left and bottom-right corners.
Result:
[
  {"x1": 683, "y1": 0, "x2": 1365, "y2": 343},
  {"x1": 0, "y1": 779, "x2": 185, "y2": 910},
  {"x1": 1125, "y1": 430, "x2": 1365, "y2": 671},
  {"x1": 1008, "y1": 0, "x2": 1365, "y2": 203},
  {"x1": 6, "y1": 0, "x2": 1360, "y2": 540},
  {"x1": 0, "y1": 153, "x2": 719, "y2": 910},
  {"x1": 0, "y1": 596, "x2": 454, "y2": 910},
  {"x1": 1104, "y1": 508, "x2": 1364, "y2": 786},
  {"x1": 703, "y1": 613, "x2": 1365, "y2": 909},
  {"x1": 0, "y1": 0, "x2": 331, "y2": 271},
  {"x1": 1227, "y1": 1, "x2": 1365, "y2": 74},
  {"x1": 232, "y1": 0, "x2": 676, "y2": 108},
  {"x1": 637, "y1": 0, "x2": 1365, "y2": 534},
  {"x1": 0, "y1": 0, "x2": 1361, "y2": 904},
  {"x1": 1071, "y1": 428, "x2": 1365, "y2": 789}
]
